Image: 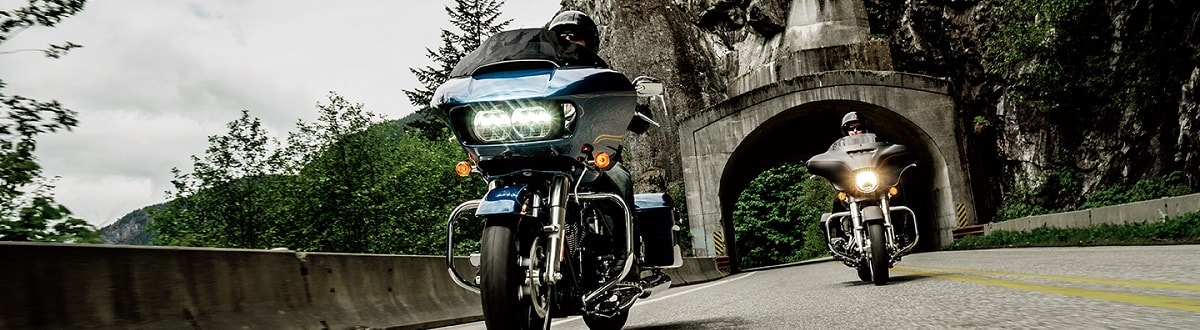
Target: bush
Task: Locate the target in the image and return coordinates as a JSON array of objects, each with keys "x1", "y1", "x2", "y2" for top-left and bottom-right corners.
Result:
[{"x1": 947, "y1": 212, "x2": 1200, "y2": 250}]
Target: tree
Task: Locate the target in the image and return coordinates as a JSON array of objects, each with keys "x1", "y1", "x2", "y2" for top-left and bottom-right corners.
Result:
[
  {"x1": 151, "y1": 91, "x2": 485, "y2": 254},
  {"x1": 732, "y1": 163, "x2": 832, "y2": 268},
  {"x1": 151, "y1": 110, "x2": 286, "y2": 248},
  {"x1": 403, "y1": 0, "x2": 512, "y2": 141},
  {"x1": 0, "y1": 0, "x2": 98, "y2": 243}
]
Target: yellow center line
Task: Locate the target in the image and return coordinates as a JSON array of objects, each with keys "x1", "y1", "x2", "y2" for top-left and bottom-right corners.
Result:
[
  {"x1": 892, "y1": 268, "x2": 1200, "y2": 313},
  {"x1": 896, "y1": 264, "x2": 1200, "y2": 292}
]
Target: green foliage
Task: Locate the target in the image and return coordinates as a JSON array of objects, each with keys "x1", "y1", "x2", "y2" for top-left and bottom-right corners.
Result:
[
  {"x1": 0, "y1": 0, "x2": 99, "y2": 243},
  {"x1": 152, "y1": 110, "x2": 286, "y2": 248},
  {"x1": 993, "y1": 186, "x2": 1052, "y2": 222},
  {"x1": 972, "y1": 116, "x2": 991, "y2": 128},
  {"x1": 1082, "y1": 171, "x2": 1193, "y2": 209},
  {"x1": 732, "y1": 163, "x2": 832, "y2": 269},
  {"x1": 403, "y1": 0, "x2": 512, "y2": 141},
  {"x1": 948, "y1": 212, "x2": 1200, "y2": 250},
  {"x1": 150, "y1": 92, "x2": 484, "y2": 254},
  {"x1": 666, "y1": 180, "x2": 693, "y2": 256},
  {"x1": 985, "y1": 0, "x2": 1118, "y2": 117},
  {"x1": 997, "y1": 171, "x2": 1196, "y2": 222}
]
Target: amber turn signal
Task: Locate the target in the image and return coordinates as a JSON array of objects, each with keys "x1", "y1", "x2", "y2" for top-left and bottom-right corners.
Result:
[
  {"x1": 595, "y1": 152, "x2": 611, "y2": 169},
  {"x1": 889, "y1": 187, "x2": 899, "y2": 196},
  {"x1": 455, "y1": 161, "x2": 472, "y2": 177},
  {"x1": 837, "y1": 192, "x2": 847, "y2": 201}
]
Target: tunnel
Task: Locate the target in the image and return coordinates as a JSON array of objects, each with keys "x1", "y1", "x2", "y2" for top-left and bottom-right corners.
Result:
[{"x1": 715, "y1": 100, "x2": 951, "y2": 271}]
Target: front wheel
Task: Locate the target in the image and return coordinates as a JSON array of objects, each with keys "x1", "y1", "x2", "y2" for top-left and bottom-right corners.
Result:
[
  {"x1": 480, "y1": 225, "x2": 547, "y2": 329},
  {"x1": 867, "y1": 222, "x2": 889, "y2": 286},
  {"x1": 856, "y1": 264, "x2": 871, "y2": 283},
  {"x1": 583, "y1": 309, "x2": 630, "y2": 330}
]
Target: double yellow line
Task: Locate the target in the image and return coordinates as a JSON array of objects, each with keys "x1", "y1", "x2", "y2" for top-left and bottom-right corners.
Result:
[{"x1": 893, "y1": 264, "x2": 1200, "y2": 313}]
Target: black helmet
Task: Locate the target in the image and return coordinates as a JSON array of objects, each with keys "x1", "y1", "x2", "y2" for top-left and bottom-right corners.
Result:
[
  {"x1": 549, "y1": 10, "x2": 601, "y2": 50},
  {"x1": 840, "y1": 111, "x2": 868, "y2": 135}
]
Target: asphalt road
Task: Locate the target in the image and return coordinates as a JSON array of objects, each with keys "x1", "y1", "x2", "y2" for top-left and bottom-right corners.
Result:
[{"x1": 438, "y1": 245, "x2": 1200, "y2": 329}]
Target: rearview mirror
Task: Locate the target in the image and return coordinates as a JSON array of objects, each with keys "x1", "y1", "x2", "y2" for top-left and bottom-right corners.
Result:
[{"x1": 633, "y1": 76, "x2": 663, "y2": 97}]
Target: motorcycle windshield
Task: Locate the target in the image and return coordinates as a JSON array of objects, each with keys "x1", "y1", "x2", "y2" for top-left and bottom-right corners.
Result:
[
  {"x1": 806, "y1": 133, "x2": 916, "y2": 191},
  {"x1": 449, "y1": 28, "x2": 608, "y2": 78}
]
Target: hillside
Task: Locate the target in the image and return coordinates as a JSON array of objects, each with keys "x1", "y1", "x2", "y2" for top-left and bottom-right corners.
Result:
[
  {"x1": 99, "y1": 203, "x2": 162, "y2": 245},
  {"x1": 562, "y1": 0, "x2": 1199, "y2": 219}
]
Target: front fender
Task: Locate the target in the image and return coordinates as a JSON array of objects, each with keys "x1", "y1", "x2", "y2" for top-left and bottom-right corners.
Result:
[
  {"x1": 475, "y1": 185, "x2": 529, "y2": 216},
  {"x1": 861, "y1": 205, "x2": 884, "y2": 223}
]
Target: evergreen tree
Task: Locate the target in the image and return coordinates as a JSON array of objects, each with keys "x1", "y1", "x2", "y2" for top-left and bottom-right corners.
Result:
[
  {"x1": 0, "y1": 0, "x2": 99, "y2": 243},
  {"x1": 403, "y1": 0, "x2": 512, "y2": 141}
]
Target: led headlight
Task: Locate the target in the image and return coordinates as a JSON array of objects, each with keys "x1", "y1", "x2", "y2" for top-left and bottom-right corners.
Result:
[
  {"x1": 854, "y1": 170, "x2": 880, "y2": 193},
  {"x1": 466, "y1": 101, "x2": 575, "y2": 143},
  {"x1": 510, "y1": 106, "x2": 555, "y2": 139},
  {"x1": 472, "y1": 109, "x2": 512, "y2": 142}
]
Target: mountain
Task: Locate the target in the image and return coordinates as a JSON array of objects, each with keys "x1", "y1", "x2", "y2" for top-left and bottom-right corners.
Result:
[{"x1": 99, "y1": 204, "x2": 163, "y2": 245}]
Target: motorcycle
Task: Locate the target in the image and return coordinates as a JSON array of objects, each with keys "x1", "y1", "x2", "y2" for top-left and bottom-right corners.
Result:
[
  {"x1": 806, "y1": 132, "x2": 918, "y2": 285},
  {"x1": 436, "y1": 28, "x2": 683, "y2": 329}
]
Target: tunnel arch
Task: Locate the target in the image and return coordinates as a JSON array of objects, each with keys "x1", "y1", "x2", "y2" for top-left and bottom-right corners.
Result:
[
  {"x1": 678, "y1": 70, "x2": 977, "y2": 271},
  {"x1": 718, "y1": 100, "x2": 950, "y2": 268}
]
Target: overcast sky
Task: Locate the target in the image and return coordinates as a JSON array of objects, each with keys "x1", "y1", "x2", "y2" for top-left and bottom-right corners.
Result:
[{"x1": 0, "y1": 0, "x2": 561, "y2": 228}]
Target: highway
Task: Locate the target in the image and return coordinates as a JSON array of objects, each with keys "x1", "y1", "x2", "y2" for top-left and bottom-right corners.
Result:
[{"x1": 439, "y1": 245, "x2": 1200, "y2": 329}]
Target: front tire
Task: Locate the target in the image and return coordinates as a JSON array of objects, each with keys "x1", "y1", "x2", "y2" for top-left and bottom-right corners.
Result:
[
  {"x1": 583, "y1": 309, "x2": 630, "y2": 330},
  {"x1": 856, "y1": 264, "x2": 871, "y2": 283},
  {"x1": 480, "y1": 225, "x2": 546, "y2": 329},
  {"x1": 867, "y1": 222, "x2": 889, "y2": 286}
]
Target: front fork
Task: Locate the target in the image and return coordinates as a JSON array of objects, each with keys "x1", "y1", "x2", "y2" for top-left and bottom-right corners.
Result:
[
  {"x1": 849, "y1": 197, "x2": 896, "y2": 258},
  {"x1": 445, "y1": 174, "x2": 636, "y2": 304},
  {"x1": 845, "y1": 196, "x2": 919, "y2": 264}
]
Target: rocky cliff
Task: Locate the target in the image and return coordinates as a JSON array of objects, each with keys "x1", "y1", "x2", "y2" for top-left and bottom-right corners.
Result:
[{"x1": 561, "y1": 0, "x2": 1199, "y2": 219}]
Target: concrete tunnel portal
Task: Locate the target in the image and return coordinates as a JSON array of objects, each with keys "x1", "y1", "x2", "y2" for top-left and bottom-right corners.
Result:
[
  {"x1": 677, "y1": 71, "x2": 978, "y2": 272},
  {"x1": 717, "y1": 100, "x2": 946, "y2": 268}
]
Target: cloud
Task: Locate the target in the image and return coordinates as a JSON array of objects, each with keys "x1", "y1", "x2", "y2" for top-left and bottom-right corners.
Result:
[{"x1": 1, "y1": 0, "x2": 562, "y2": 227}]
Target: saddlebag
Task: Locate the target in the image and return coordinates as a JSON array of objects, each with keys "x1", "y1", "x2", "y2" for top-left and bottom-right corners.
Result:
[{"x1": 634, "y1": 193, "x2": 683, "y2": 268}]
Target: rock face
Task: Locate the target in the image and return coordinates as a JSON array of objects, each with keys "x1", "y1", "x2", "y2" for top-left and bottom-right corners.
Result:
[{"x1": 560, "y1": 0, "x2": 1199, "y2": 217}]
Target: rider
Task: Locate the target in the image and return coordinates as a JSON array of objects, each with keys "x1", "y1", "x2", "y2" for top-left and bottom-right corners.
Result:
[
  {"x1": 842, "y1": 111, "x2": 867, "y2": 136},
  {"x1": 548, "y1": 10, "x2": 636, "y2": 225},
  {"x1": 822, "y1": 112, "x2": 870, "y2": 250},
  {"x1": 548, "y1": 10, "x2": 609, "y2": 68}
]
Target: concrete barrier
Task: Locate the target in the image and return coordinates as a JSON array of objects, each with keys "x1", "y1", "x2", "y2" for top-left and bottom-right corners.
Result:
[
  {"x1": 1167, "y1": 193, "x2": 1200, "y2": 218},
  {"x1": 981, "y1": 192, "x2": 1200, "y2": 235},
  {"x1": 662, "y1": 257, "x2": 728, "y2": 286},
  {"x1": 0, "y1": 242, "x2": 480, "y2": 330},
  {"x1": 0, "y1": 242, "x2": 726, "y2": 329},
  {"x1": 1090, "y1": 198, "x2": 1168, "y2": 225}
]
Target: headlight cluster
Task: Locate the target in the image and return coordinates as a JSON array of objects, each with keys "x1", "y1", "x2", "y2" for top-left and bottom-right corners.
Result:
[
  {"x1": 854, "y1": 170, "x2": 880, "y2": 193},
  {"x1": 468, "y1": 101, "x2": 576, "y2": 143}
]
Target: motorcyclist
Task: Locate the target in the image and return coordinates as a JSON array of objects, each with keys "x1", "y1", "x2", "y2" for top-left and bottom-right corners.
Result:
[
  {"x1": 548, "y1": 10, "x2": 636, "y2": 228},
  {"x1": 842, "y1": 111, "x2": 867, "y2": 136},
  {"x1": 821, "y1": 112, "x2": 870, "y2": 252},
  {"x1": 548, "y1": 10, "x2": 608, "y2": 68}
]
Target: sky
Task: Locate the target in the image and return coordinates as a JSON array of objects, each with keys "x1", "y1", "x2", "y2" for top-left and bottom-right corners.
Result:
[{"x1": 0, "y1": 0, "x2": 562, "y2": 228}]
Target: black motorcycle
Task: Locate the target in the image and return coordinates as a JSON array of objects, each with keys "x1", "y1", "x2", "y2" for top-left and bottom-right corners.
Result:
[
  {"x1": 806, "y1": 133, "x2": 918, "y2": 285},
  {"x1": 437, "y1": 28, "x2": 683, "y2": 329}
]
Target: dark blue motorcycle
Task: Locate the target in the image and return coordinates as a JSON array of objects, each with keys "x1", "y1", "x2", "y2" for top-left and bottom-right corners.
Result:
[{"x1": 437, "y1": 28, "x2": 683, "y2": 330}]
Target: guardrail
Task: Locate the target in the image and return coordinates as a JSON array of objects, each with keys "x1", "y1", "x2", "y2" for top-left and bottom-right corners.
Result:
[
  {"x1": 0, "y1": 242, "x2": 728, "y2": 329},
  {"x1": 982, "y1": 192, "x2": 1200, "y2": 235}
]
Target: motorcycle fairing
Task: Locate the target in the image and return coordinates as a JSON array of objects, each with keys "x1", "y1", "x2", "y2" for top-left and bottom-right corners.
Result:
[
  {"x1": 475, "y1": 185, "x2": 529, "y2": 216},
  {"x1": 806, "y1": 133, "x2": 916, "y2": 192},
  {"x1": 432, "y1": 28, "x2": 638, "y2": 182}
]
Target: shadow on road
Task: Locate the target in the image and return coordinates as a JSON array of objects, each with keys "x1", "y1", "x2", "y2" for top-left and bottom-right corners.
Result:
[
  {"x1": 839, "y1": 273, "x2": 932, "y2": 286},
  {"x1": 625, "y1": 316, "x2": 753, "y2": 330}
]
